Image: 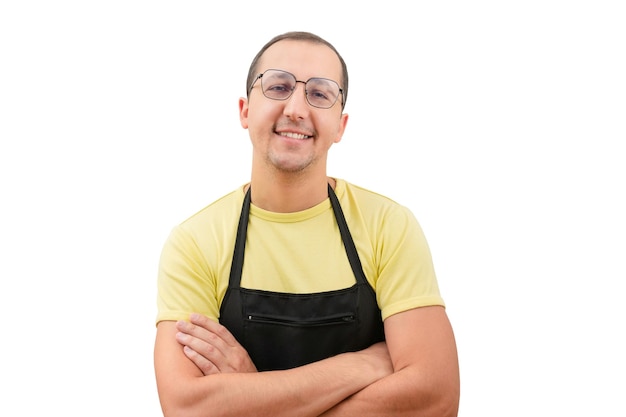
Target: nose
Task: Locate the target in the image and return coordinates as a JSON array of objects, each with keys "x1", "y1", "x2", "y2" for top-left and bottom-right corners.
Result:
[{"x1": 283, "y1": 81, "x2": 310, "y2": 119}]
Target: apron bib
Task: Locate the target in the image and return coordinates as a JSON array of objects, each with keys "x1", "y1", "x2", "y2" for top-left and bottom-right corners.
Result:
[{"x1": 219, "y1": 184, "x2": 385, "y2": 371}]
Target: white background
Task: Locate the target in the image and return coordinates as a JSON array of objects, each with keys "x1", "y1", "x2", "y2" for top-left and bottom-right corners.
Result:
[{"x1": 1, "y1": 1, "x2": 624, "y2": 416}]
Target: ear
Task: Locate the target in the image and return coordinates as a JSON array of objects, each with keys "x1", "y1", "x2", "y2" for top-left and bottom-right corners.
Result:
[
  {"x1": 333, "y1": 112, "x2": 349, "y2": 144},
  {"x1": 239, "y1": 97, "x2": 249, "y2": 129}
]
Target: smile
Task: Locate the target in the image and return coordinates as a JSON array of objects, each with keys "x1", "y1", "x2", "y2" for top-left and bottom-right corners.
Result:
[{"x1": 278, "y1": 132, "x2": 311, "y2": 140}]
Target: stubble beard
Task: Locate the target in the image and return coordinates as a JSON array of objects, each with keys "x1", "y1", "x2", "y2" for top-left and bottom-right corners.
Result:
[{"x1": 266, "y1": 147, "x2": 316, "y2": 174}]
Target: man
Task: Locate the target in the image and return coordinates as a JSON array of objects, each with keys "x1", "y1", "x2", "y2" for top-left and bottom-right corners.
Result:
[{"x1": 154, "y1": 31, "x2": 460, "y2": 417}]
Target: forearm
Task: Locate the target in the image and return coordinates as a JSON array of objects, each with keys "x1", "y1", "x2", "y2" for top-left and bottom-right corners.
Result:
[
  {"x1": 319, "y1": 364, "x2": 460, "y2": 417},
  {"x1": 321, "y1": 307, "x2": 460, "y2": 417},
  {"x1": 157, "y1": 347, "x2": 390, "y2": 417}
]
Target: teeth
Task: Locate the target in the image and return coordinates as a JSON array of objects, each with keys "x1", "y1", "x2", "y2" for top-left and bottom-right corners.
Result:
[{"x1": 279, "y1": 132, "x2": 309, "y2": 139}]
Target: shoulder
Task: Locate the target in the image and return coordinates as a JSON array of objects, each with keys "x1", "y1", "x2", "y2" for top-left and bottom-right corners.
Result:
[
  {"x1": 335, "y1": 179, "x2": 416, "y2": 220},
  {"x1": 167, "y1": 185, "x2": 246, "y2": 245},
  {"x1": 180, "y1": 186, "x2": 245, "y2": 226}
]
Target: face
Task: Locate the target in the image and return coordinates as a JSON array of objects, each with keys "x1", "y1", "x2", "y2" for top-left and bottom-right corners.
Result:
[{"x1": 239, "y1": 40, "x2": 348, "y2": 175}]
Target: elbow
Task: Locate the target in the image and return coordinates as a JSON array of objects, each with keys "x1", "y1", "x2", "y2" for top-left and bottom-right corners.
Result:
[
  {"x1": 417, "y1": 390, "x2": 458, "y2": 417},
  {"x1": 159, "y1": 394, "x2": 212, "y2": 417},
  {"x1": 160, "y1": 403, "x2": 194, "y2": 417},
  {"x1": 432, "y1": 380, "x2": 460, "y2": 417},
  {"x1": 412, "y1": 371, "x2": 459, "y2": 417},
  {"x1": 437, "y1": 395, "x2": 460, "y2": 417},
  {"x1": 157, "y1": 377, "x2": 218, "y2": 417},
  {"x1": 161, "y1": 404, "x2": 207, "y2": 417}
]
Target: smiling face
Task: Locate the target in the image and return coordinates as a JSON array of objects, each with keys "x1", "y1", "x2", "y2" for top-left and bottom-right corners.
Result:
[{"x1": 239, "y1": 39, "x2": 348, "y2": 177}]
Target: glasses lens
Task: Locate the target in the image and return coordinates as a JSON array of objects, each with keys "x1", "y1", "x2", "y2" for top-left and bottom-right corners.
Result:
[
  {"x1": 305, "y1": 78, "x2": 340, "y2": 109},
  {"x1": 259, "y1": 70, "x2": 341, "y2": 109},
  {"x1": 261, "y1": 70, "x2": 296, "y2": 100}
]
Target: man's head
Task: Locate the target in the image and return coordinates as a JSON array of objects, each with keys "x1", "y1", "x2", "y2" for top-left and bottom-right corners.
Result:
[
  {"x1": 246, "y1": 32, "x2": 349, "y2": 110},
  {"x1": 239, "y1": 32, "x2": 349, "y2": 176}
]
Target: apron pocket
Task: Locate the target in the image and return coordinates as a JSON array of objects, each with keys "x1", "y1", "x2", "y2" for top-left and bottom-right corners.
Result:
[{"x1": 241, "y1": 287, "x2": 360, "y2": 371}]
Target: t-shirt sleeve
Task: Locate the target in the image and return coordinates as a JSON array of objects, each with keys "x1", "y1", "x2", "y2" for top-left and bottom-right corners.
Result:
[
  {"x1": 374, "y1": 205, "x2": 444, "y2": 320},
  {"x1": 155, "y1": 225, "x2": 219, "y2": 325}
]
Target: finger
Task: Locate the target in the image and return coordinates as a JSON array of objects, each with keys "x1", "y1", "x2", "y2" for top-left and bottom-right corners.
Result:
[
  {"x1": 176, "y1": 329, "x2": 229, "y2": 369},
  {"x1": 182, "y1": 314, "x2": 257, "y2": 373},
  {"x1": 176, "y1": 319, "x2": 232, "y2": 359},
  {"x1": 186, "y1": 317, "x2": 254, "y2": 371},
  {"x1": 182, "y1": 345, "x2": 219, "y2": 376},
  {"x1": 189, "y1": 313, "x2": 241, "y2": 347}
]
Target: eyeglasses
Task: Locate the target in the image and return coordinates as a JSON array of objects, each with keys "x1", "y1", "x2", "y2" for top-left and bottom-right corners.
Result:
[{"x1": 250, "y1": 69, "x2": 344, "y2": 109}]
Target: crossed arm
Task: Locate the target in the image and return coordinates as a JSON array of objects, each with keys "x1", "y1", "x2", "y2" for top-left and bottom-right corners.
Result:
[{"x1": 154, "y1": 306, "x2": 459, "y2": 417}]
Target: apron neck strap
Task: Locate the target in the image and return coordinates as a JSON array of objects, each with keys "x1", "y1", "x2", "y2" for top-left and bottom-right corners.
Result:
[{"x1": 227, "y1": 184, "x2": 369, "y2": 288}]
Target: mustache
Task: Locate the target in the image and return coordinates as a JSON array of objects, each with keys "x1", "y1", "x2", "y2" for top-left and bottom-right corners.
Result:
[{"x1": 274, "y1": 121, "x2": 316, "y2": 136}]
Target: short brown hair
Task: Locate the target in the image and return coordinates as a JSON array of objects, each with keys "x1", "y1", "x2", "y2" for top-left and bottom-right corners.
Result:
[{"x1": 245, "y1": 31, "x2": 348, "y2": 109}]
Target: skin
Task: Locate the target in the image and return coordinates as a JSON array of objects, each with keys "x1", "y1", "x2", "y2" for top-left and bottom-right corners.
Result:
[
  {"x1": 241, "y1": 40, "x2": 348, "y2": 212},
  {"x1": 154, "y1": 39, "x2": 460, "y2": 417}
]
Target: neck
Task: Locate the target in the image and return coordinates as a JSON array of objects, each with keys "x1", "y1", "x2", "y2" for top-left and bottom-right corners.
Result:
[{"x1": 248, "y1": 171, "x2": 335, "y2": 213}]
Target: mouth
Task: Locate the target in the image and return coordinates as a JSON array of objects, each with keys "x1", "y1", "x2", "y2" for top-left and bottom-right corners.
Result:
[{"x1": 277, "y1": 131, "x2": 312, "y2": 140}]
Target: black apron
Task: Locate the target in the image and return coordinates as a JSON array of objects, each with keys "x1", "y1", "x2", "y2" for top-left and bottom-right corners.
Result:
[{"x1": 219, "y1": 184, "x2": 385, "y2": 371}]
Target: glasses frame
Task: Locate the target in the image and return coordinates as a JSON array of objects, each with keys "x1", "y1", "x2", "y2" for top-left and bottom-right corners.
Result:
[{"x1": 250, "y1": 69, "x2": 344, "y2": 109}]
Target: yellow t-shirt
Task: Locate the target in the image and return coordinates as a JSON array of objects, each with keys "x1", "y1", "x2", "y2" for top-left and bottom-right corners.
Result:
[{"x1": 156, "y1": 179, "x2": 444, "y2": 324}]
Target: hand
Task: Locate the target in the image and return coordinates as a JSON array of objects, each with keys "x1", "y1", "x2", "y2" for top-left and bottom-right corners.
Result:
[{"x1": 175, "y1": 313, "x2": 258, "y2": 375}]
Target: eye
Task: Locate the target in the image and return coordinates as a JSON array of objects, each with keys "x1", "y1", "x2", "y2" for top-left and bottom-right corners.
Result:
[
  {"x1": 308, "y1": 88, "x2": 330, "y2": 101},
  {"x1": 306, "y1": 78, "x2": 339, "y2": 106},
  {"x1": 262, "y1": 71, "x2": 296, "y2": 98},
  {"x1": 266, "y1": 83, "x2": 292, "y2": 93}
]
